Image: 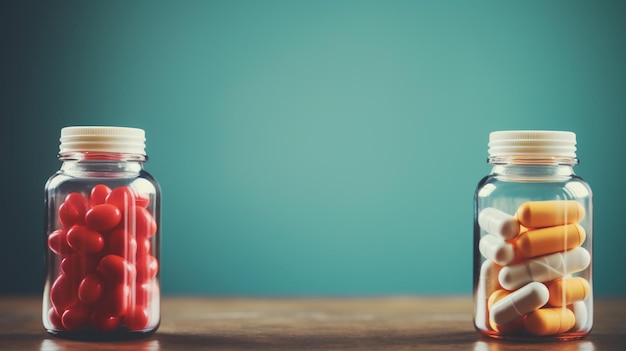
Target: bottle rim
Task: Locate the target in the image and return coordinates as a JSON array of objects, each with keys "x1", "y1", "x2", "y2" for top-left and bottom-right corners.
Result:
[{"x1": 487, "y1": 155, "x2": 578, "y2": 166}]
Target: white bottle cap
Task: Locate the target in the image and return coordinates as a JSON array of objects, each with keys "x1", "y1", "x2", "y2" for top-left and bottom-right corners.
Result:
[
  {"x1": 488, "y1": 130, "x2": 577, "y2": 158},
  {"x1": 59, "y1": 126, "x2": 146, "y2": 155}
]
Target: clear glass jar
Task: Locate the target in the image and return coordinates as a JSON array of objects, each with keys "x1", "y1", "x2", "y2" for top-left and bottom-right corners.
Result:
[
  {"x1": 43, "y1": 126, "x2": 161, "y2": 340},
  {"x1": 473, "y1": 130, "x2": 592, "y2": 341}
]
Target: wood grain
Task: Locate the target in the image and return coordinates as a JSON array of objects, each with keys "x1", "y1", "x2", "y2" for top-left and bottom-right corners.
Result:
[{"x1": 1, "y1": 296, "x2": 624, "y2": 350}]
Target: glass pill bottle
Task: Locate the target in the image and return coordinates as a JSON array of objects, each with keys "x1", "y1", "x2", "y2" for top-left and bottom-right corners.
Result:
[
  {"x1": 473, "y1": 130, "x2": 592, "y2": 341},
  {"x1": 43, "y1": 126, "x2": 161, "y2": 340}
]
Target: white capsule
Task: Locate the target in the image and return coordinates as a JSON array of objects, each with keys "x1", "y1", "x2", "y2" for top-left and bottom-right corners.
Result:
[
  {"x1": 499, "y1": 247, "x2": 591, "y2": 291},
  {"x1": 475, "y1": 260, "x2": 501, "y2": 330},
  {"x1": 569, "y1": 300, "x2": 589, "y2": 332},
  {"x1": 472, "y1": 341, "x2": 490, "y2": 351},
  {"x1": 479, "y1": 234, "x2": 515, "y2": 265},
  {"x1": 490, "y1": 282, "x2": 549, "y2": 326},
  {"x1": 478, "y1": 207, "x2": 520, "y2": 240}
]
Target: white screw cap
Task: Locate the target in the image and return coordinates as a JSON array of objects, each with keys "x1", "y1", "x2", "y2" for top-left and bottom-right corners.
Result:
[
  {"x1": 60, "y1": 126, "x2": 146, "y2": 155},
  {"x1": 488, "y1": 130, "x2": 576, "y2": 158}
]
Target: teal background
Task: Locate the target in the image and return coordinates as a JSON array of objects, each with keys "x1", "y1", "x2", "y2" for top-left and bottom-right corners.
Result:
[{"x1": 1, "y1": 0, "x2": 625, "y2": 296}]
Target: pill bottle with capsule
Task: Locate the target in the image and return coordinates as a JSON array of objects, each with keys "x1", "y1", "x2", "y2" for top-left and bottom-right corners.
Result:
[
  {"x1": 43, "y1": 126, "x2": 161, "y2": 340},
  {"x1": 473, "y1": 130, "x2": 592, "y2": 341}
]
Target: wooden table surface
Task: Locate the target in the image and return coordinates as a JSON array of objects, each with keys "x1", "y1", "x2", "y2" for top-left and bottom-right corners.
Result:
[{"x1": 1, "y1": 296, "x2": 624, "y2": 350}]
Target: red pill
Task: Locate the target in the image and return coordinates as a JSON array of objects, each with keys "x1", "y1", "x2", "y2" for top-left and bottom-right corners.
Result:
[
  {"x1": 136, "y1": 255, "x2": 159, "y2": 283},
  {"x1": 66, "y1": 225, "x2": 104, "y2": 254},
  {"x1": 90, "y1": 184, "x2": 111, "y2": 207},
  {"x1": 135, "y1": 207, "x2": 157, "y2": 238},
  {"x1": 135, "y1": 193, "x2": 150, "y2": 208},
  {"x1": 105, "y1": 186, "x2": 136, "y2": 212},
  {"x1": 48, "y1": 307, "x2": 64, "y2": 329},
  {"x1": 107, "y1": 228, "x2": 137, "y2": 258},
  {"x1": 125, "y1": 306, "x2": 149, "y2": 330},
  {"x1": 85, "y1": 204, "x2": 121, "y2": 231},
  {"x1": 135, "y1": 282, "x2": 153, "y2": 306},
  {"x1": 48, "y1": 228, "x2": 73, "y2": 256},
  {"x1": 58, "y1": 192, "x2": 88, "y2": 227},
  {"x1": 61, "y1": 303, "x2": 91, "y2": 331},
  {"x1": 61, "y1": 254, "x2": 99, "y2": 280},
  {"x1": 101, "y1": 284, "x2": 130, "y2": 317},
  {"x1": 98, "y1": 255, "x2": 135, "y2": 284},
  {"x1": 137, "y1": 237, "x2": 151, "y2": 256},
  {"x1": 90, "y1": 310, "x2": 121, "y2": 332},
  {"x1": 78, "y1": 273, "x2": 104, "y2": 304},
  {"x1": 50, "y1": 274, "x2": 78, "y2": 314}
]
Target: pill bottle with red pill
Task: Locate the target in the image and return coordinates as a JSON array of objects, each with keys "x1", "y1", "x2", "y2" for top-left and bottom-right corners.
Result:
[
  {"x1": 43, "y1": 126, "x2": 161, "y2": 340},
  {"x1": 473, "y1": 130, "x2": 593, "y2": 341}
]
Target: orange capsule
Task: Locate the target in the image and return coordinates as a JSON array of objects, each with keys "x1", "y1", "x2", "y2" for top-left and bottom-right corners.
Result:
[
  {"x1": 546, "y1": 277, "x2": 591, "y2": 307},
  {"x1": 516, "y1": 200, "x2": 585, "y2": 228},
  {"x1": 524, "y1": 307, "x2": 576, "y2": 336},
  {"x1": 515, "y1": 224, "x2": 586, "y2": 258}
]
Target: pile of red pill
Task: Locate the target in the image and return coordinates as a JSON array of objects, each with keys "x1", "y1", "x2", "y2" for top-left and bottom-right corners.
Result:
[{"x1": 47, "y1": 184, "x2": 158, "y2": 332}]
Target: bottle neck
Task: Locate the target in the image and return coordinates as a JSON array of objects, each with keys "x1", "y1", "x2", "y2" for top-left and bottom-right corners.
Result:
[
  {"x1": 59, "y1": 151, "x2": 146, "y2": 177},
  {"x1": 488, "y1": 156, "x2": 577, "y2": 180}
]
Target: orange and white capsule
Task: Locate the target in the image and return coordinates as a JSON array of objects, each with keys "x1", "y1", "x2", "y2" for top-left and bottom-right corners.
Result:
[
  {"x1": 516, "y1": 200, "x2": 585, "y2": 228},
  {"x1": 546, "y1": 277, "x2": 591, "y2": 307},
  {"x1": 515, "y1": 224, "x2": 586, "y2": 258},
  {"x1": 523, "y1": 307, "x2": 576, "y2": 336}
]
